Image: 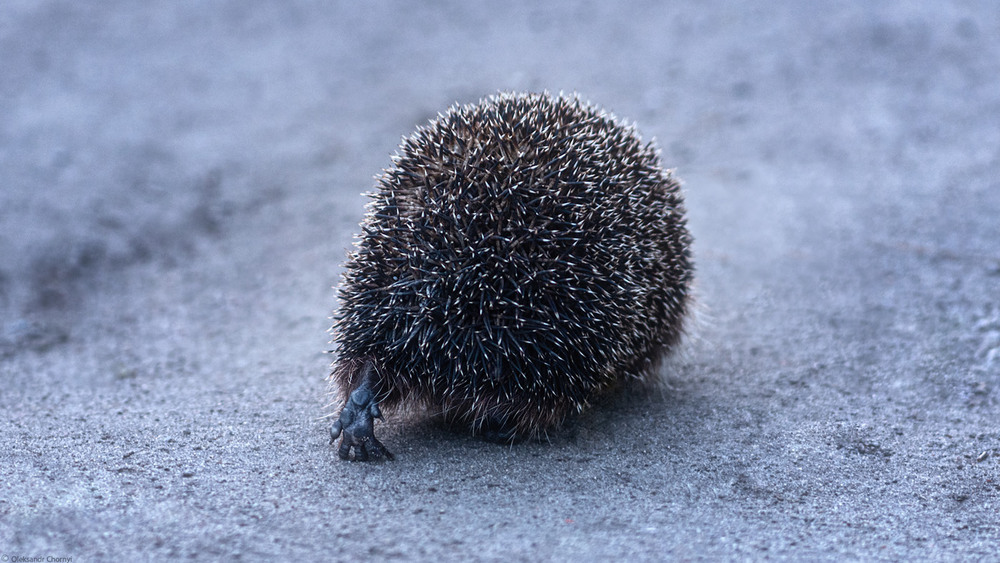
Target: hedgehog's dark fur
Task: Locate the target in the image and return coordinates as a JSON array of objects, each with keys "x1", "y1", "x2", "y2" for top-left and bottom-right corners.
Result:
[{"x1": 330, "y1": 92, "x2": 692, "y2": 452}]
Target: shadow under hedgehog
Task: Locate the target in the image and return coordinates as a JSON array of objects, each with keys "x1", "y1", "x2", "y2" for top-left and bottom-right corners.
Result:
[{"x1": 328, "y1": 92, "x2": 693, "y2": 461}]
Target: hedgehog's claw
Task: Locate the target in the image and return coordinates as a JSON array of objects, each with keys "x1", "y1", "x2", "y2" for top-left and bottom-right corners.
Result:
[{"x1": 330, "y1": 366, "x2": 393, "y2": 462}]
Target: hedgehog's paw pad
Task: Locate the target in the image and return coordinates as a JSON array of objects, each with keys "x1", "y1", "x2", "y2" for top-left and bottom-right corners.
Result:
[{"x1": 329, "y1": 388, "x2": 394, "y2": 462}]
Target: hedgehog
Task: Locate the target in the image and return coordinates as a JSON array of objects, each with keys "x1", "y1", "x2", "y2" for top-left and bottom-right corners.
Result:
[{"x1": 328, "y1": 92, "x2": 693, "y2": 461}]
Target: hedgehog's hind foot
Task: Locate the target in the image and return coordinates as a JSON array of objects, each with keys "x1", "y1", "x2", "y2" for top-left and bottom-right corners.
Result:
[
  {"x1": 330, "y1": 361, "x2": 394, "y2": 462},
  {"x1": 477, "y1": 416, "x2": 527, "y2": 445}
]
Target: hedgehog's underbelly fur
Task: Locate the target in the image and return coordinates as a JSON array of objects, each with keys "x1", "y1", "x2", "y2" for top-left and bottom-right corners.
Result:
[{"x1": 332, "y1": 92, "x2": 692, "y2": 438}]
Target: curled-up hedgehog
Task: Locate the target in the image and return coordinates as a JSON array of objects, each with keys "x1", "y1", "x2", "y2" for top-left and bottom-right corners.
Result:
[{"x1": 328, "y1": 92, "x2": 693, "y2": 461}]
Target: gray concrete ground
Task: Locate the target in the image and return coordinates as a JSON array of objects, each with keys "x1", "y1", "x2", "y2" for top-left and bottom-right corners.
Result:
[{"x1": 2, "y1": 1, "x2": 998, "y2": 560}]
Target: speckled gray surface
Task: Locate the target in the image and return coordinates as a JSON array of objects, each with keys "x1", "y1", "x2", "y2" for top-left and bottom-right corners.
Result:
[{"x1": 2, "y1": 2, "x2": 998, "y2": 560}]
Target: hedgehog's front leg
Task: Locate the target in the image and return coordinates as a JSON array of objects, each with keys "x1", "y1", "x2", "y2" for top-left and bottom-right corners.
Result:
[{"x1": 330, "y1": 360, "x2": 394, "y2": 461}]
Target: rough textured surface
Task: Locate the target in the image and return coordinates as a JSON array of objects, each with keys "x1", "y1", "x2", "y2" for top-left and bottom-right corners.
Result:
[{"x1": 1, "y1": 1, "x2": 998, "y2": 560}]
